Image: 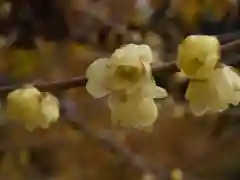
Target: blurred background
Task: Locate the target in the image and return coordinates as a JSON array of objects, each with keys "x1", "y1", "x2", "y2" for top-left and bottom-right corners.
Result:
[{"x1": 0, "y1": 0, "x2": 239, "y2": 179}]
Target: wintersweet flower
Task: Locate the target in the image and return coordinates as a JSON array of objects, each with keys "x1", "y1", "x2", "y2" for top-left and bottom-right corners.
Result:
[
  {"x1": 86, "y1": 44, "x2": 168, "y2": 129},
  {"x1": 186, "y1": 65, "x2": 240, "y2": 115},
  {"x1": 86, "y1": 44, "x2": 157, "y2": 97},
  {"x1": 177, "y1": 35, "x2": 220, "y2": 80},
  {"x1": 108, "y1": 78, "x2": 167, "y2": 129},
  {"x1": 6, "y1": 85, "x2": 59, "y2": 131}
]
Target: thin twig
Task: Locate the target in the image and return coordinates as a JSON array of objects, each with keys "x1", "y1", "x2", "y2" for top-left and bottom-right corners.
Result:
[
  {"x1": 217, "y1": 31, "x2": 240, "y2": 44},
  {"x1": 0, "y1": 76, "x2": 87, "y2": 95},
  {"x1": 0, "y1": 62, "x2": 176, "y2": 95},
  {"x1": 0, "y1": 40, "x2": 237, "y2": 180},
  {"x1": 220, "y1": 39, "x2": 240, "y2": 51},
  {"x1": 0, "y1": 39, "x2": 239, "y2": 95}
]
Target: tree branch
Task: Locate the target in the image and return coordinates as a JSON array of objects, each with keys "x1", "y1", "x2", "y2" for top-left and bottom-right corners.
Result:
[{"x1": 0, "y1": 39, "x2": 239, "y2": 95}]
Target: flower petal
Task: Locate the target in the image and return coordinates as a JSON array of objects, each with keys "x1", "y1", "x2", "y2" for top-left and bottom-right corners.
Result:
[
  {"x1": 185, "y1": 80, "x2": 210, "y2": 115},
  {"x1": 186, "y1": 74, "x2": 233, "y2": 116},
  {"x1": 210, "y1": 67, "x2": 237, "y2": 106},
  {"x1": 108, "y1": 93, "x2": 158, "y2": 128},
  {"x1": 153, "y1": 86, "x2": 168, "y2": 99},
  {"x1": 40, "y1": 92, "x2": 59, "y2": 123},
  {"x1": 222, "y1": 66, "x2": 240, "y2": 90},
  {"x1": 138, "y1": 44, "x2": 153, "y2": 64},
  {"x1": 109, "y1": 44, "x2": 142, "y2": 68},
  {"x1": 86, "y1": 58, "x2": 110, "y2": 98}
]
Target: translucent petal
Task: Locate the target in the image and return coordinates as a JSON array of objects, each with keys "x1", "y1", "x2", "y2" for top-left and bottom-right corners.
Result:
[
  {"x1": 141, "y1": 76, "x2": 167, "y2": 99},
  {"x1": 40, "y1": 92, "x2": 59, "y2": 123},
  {"x1": 108, "y1": 94, "x2": 158, "y2": 128},
  {"x1": 222, "y1": 66, "x2": 240, "y2": 90},
  {"x1": 86, "y1": 58, "x2": 110, "y2": 98},
  {"x1": 138, "y1": 44, "x2": 153, "y2": 64},
  {"x1": 211, "y1": 67, "x2": 237, "y2": 106},
  {"x1": 153, "y1": 86, "x2": 168, "y2": 99},
  {"x1": 186, "y1": 71, "x2": 234, "y2": 116},
  {"x1": 219, "y1": 66, "x2": 240, "y2": 105},
  {"x1": 186, "y1": 80, "x2": 212, "y2": 115},
  {"x1": 109, "y1": 44, "x2": 142, "y2": 68}
]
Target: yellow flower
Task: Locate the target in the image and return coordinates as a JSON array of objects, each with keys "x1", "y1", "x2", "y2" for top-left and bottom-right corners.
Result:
[
  {"x1": 86, "y1": 44, "x2": 155, "y2": 98},
  {"x1": 86, "y1": 44, "x2": 168, "y2": 129},
  {"x1": 177, "y1": 35, "x2": 220, "y2": 80},
  {"x1": 213, "y1": 66, "x2": 240, "y2": 105},
  {"x1": 108, "y1": 94, "x2": 157, "y2": 130},
  {"x1": 171, "y1": 168, "x2": 183, "y2": 180},
  {"x1": 186, "y1": 65, "x2": 240, "y2": 115},
  {"x1": 6, "y1": 85, "x2": 59, "y2": 131},
  {"x1": 108, "y1": 78, "x2": 167, "y2": 129}
]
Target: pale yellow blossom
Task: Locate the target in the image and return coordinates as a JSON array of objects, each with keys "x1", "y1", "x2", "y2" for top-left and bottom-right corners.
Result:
[
  {"x1": 108, "y1": 78, "x2": 167, "y2": 129},
  {"x1": 186, "y1": 65, "x2": 240, "y2": 115},
  {"x1": 108, "y1": 93, "x2": 158, "y2": 129},
  {"x1": 86, "y1": 44, "x2": 157, "y2": 97},
  {"x1": 86, "y1": 44, "x2": 168, "y2": 129},
  {"x1": 6, "y1": 85, "x2": 59, "y2": 131},
  {"x1": 213, "y1": 65, "x2": 240, "y2": 105},
  {"x1": 177, "y1": 35, "x2": 220, "y2": 80}
]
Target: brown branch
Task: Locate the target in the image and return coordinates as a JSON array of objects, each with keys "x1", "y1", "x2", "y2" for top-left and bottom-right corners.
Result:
[
  {"x1": 0, "y1": 39, "x2": 237, "y2": 180},
  {"x1": 0, "y1": 62, "x2": 176, "y2": 95},
  {"x1": 0, "y1": 39, "x2": 239, "y2": 95},
  {"x1": 0, "y1": 76, "x2": 87, "y2": 95},
  {"x1": 220, "y1": 39, "x2": 240, "y2": 51}
]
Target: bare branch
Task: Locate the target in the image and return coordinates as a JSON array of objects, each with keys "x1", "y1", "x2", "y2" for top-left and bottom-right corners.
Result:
[
  {"x1": 0, "y1": 39, "x2": 239, "y2": 95},
  {"x1": 220, "y1": 39, "x2": 240, "y2": 51},
  {"x1": 0, "y1": 62, "x2": 177, "y2": 95}
]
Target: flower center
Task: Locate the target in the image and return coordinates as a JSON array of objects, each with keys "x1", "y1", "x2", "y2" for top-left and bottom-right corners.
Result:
[{"x1": 114, "y1": 65, "x2": 142, "y2": 82}]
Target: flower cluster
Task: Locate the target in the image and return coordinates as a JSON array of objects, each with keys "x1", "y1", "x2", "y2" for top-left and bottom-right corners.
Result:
[
  {"x1": 86, "y1": 44, "x2": 168, "y2": 130},
  {"x1": 178, "y1": 35, "x2": 240, "y2": 115},
  {"x1": 4, "y1": 35, "x2": 240, "y2": 131},
  {"x1": 6, "y1": 85, "x2": 59, "y2": 131}
]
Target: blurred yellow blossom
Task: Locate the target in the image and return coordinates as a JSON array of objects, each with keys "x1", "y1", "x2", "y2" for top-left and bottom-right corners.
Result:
[
  {"x1": 6, "y1": 85, "x2": 59, "y2": 131},
  {"x1": 171, "y1": 168, "x2": 183, "y2": 180},
  {"x1": 177, "y1": 35, "x2": 220, "y2": 80}
]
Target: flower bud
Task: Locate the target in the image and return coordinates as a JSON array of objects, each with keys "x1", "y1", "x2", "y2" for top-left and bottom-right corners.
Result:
[{"x1": 177, "y1": 35, "x2": 220, "y2": 80}]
